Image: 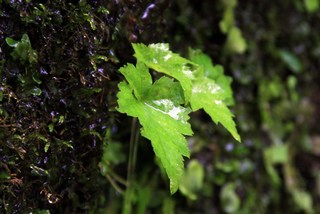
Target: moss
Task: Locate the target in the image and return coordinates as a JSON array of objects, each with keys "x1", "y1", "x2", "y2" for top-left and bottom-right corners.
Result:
[{"x1": 0, "y1": 0, "x2": 171, "y2": 213}]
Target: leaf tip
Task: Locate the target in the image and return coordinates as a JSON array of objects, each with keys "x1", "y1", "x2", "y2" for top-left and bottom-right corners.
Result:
[
  {"x1": 170, "y1": 182, "x2": 179, "y2": 195},
  {"x1": 234, "y1": 134, "x2": 241, "y2": 143}
]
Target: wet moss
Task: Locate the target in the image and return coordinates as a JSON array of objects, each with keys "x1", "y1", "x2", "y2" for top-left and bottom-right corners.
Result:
[{"x1": 0, "y1": 0, "x2": 172, "y2": 213}]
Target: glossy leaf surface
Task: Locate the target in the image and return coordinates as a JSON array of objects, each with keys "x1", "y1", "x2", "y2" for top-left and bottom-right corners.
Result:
[
  {"x1": 117, "y1": 64, "x2": 193, "y2": 193},
  {"x1": 190, "y1": 77, "x2": 240, "y2": 142},
  {"x1": 117, "y1": 43, "x2": 241, "y2": 193},
  {"x1": 132, "y1": 43, "x2": 194, "y2": 102},
  {"x1": 189, "y1": 49, "x2": 234, "y2": 105}
]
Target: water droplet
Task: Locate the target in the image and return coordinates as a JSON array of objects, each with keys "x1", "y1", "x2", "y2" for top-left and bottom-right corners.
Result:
[
  {"x1": 31, "y1": 87, "x2": 42, "y2": 96},
  {"x1": 153, "y1": 58, "x2": 158, "y2": 64},
  {"x1": 92, "y1": 138, "x2": 97, "y2": 148},
  {"x1": 164, "y1": 53, "x2": 172, "y2": 61},
  {"x1": 182, "y1": 65, "x2": 194, "y2": 79},
  {"x1": 149, "y1": 99, "x2": 186, "y2": 121},
  {"x1": 214, "y1": 100, "x2": 222, "y2": 105},
  {"x1": 43, "y1": 156, "x2": 48, "y2": 164},
  {"x1": 141, "y1": 4, "x2": 156, "y2": 19},
  {"x1": 150, "y1": 43, "x2": 169, "y2": 51},
  {"x1": 60, "y1": 99, "x2": 66, "y2": 106},
  {"x1": 47, "y1": 193, "x2": 61, "y2": 204},
  {"x1": 89, "y1": 123, "x2": 96, "y2": 130}
]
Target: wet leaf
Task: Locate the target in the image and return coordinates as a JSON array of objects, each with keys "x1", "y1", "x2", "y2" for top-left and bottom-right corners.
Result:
[
  {"x1": 119, "y1": 61, "x2": 152, "y2": 100},
  {"x1": 190, "y1": 77, "x2": 241, "y2": 142},
  {"x1": 132, "y1": 43, "x2": 194, "y2": 102},
  {"x1": 32, "y1": 72, "x2": 42, "y2": 84},
  {"x1": 5, "y1": 37, "x2": 18, "y2": 47},
  {"x1": 54, "y1": 138, "x2": 73, "y2": 150},
  {"x1": 189, "y1": 49, "x2": 234, "y2": 105},
  {"x1": 117, "y1": 43, "x2": 240, "y2": 193},
  {"x1": 146, "y1": 76, "x2": 185, "y2": 105},
  {"x1": 117, "y1": 81, "x2": 192, "y2": 194},
  {"x1": 5, "y1": 34, "x2": 38, "y2": 64},
  {"x1": 30, "y1": 164, "x2": 49, "y2": 177},
  {"x1": 31, "y1": 87, "x2": 42, "y2": 96}
]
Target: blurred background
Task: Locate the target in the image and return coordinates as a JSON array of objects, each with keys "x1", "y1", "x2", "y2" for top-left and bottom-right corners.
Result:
[{"x1": 0, "y1": 0, "x2": 320, "y2": 213}]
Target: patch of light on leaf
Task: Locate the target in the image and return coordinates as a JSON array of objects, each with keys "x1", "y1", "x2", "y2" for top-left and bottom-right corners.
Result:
[
  {"x1": 192, "y1": 85, "x2": 201, "y2": 93},
  {"x1": 214, "y1": 100, "x2": 222, "y2": 105},
  {"x1": 164, "y1": 53, "x2": 172, "y2": 61},
  {"x1": 153, "y1": 58, "x2": 158, "y2": 64},
  {"x1": 182, "y1": 65, "x2": 194, "y2": 79},
  {"x1": 168, "y1": 106, "x2": 184, "y2": 120},
  {"x1": 208, "y1": 83, "x2": 221, "y2": 94},
  {"x1": 193, "y1": 82, "x2": 221, "y2": 94},
  {"x1": 149, "y1": 43, "x2": 169, "y2": 51},
  {"x1": 146, "y1": 99, "x2": 186, "y2": 121}
]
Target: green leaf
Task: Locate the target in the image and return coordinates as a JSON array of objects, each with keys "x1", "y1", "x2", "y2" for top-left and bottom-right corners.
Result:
[
  {"x1": 162, "y1": 197, "x2": 175, "y2": 214},
  {"x1": 30, "y1": 164, "x2": 49, "y2": 177},
  {"x1": 225, "y1": 27, "x2": 247, "y2": 54},
  {"x1": 31, "y1": 87, "x2": 42, "y2": 96},
  {"x1": 5, "y1": 37, "x2": 18, "y2": 47},
  {"x1": 190, "y1": 77, "x2": 241, "y2": 142},
  {"x1": 132, "y1": 43, "x2": 194, "y2": 102},
  {"x1": 279, "y1": 50, "x2": 302, "y2": 73},
  {"x1": 136, "y1": 185, "x2": 152, "y2": 214},
  {"x1": 119, "y1": 61, "x2": 152, "y2": 100},
  {"x1": 292, "y1": 189, "x2": 314, "y2": 214},
  {"x1": 101, "y1": 142, "x2": 126, "y2": 165},
  {"x1": 179, "y1": 159, "x2": 204, "y2": 200},
  {"x1": 5, "y1": 34, "x2": 38, "y2": 64},
  {"x1": 221, "y1": 0, "x2": 238, "y2": 8},
  {"x1": 304, "y1": 0, "x2": 319, "y2": 13},
  {"x1": 146, "y1": 76, "x2": 185, "y2": 105},
  {"x1": 117, "y1": 43, "x2": 241, "y2": 194},
  {"x1": 48, "y1": 123, "x2": 54, "y2": 132},
  {"x1": 44, "y1": 142, "x2": 50, "y2": 153},
  {"x1": 189, "y1": 49, "x2": 234, "y2": 105},
  {"x1": 263, "y1": 144, "x2": 288, "y2": 185},
  {"x1": 0, "y1": 172, "x2": 10, "y2": 179},
  {"x1": 220, "y1": 183, "x2": 240, "y2": 214},
  {"x1": 117, "y1": 79, "x2": 193, "y2": 193},
  {"x1": 219, "y1": 0, "x2": 238, "y2": 33},
  {"x1": 219, "y1": 8, "x2": 234, "y2": 33}
]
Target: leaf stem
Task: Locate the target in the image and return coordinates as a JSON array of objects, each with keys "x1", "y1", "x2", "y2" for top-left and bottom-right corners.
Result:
[{"x1": 123, "y1": 117, "x2": 139, "y2": 214}]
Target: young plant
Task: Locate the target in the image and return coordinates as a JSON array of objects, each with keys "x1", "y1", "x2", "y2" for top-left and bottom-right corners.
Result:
[
  {"x1": 117, "y1": 43, "x2": 240, "y2": 194},
  {"x1": 5, "y1": 33, "x2": 38, "y2": 64}
]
